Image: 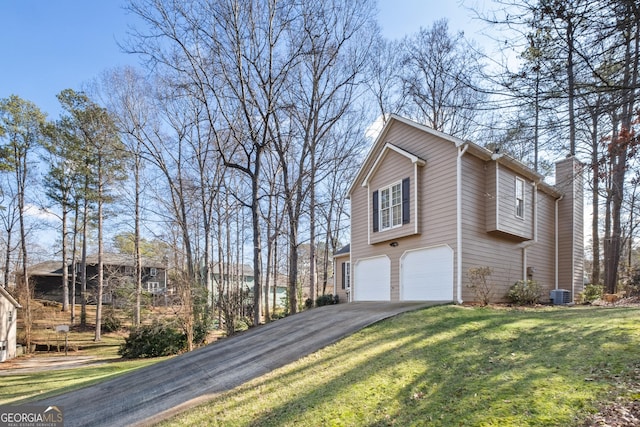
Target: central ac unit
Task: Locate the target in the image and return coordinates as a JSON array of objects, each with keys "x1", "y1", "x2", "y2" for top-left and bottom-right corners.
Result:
[{"x1": 550, "y1": 289, "x2": 571, "y2": 305}]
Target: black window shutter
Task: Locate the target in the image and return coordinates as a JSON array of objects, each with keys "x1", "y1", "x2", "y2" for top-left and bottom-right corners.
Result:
[
  {"x1": 373, "y1": 190, "x2": 379, "y2": 232},
  {"x1": 341, "y1": 262, "x2": 346, "y2": 289},
  {"x1": 402, "y1": 177, "x2": 410, "y2": 224}
]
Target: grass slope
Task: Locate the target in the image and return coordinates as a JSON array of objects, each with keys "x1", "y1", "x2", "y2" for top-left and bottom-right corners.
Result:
[
  {"x1": 162, "y1": 305, "x2": 640, "y2": 427},
  {"x1": 0, "y1": 358, "x2": 161, "y2": 404}
]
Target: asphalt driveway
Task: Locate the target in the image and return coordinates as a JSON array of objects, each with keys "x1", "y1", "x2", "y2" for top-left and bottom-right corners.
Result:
[{"x1": 34, "y1": 301, "x2": 437, "y2": 426}]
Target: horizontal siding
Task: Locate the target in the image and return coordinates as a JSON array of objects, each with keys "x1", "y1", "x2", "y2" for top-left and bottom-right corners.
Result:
[
  {"x1": 370, "y1": 149, "x2": 419, "y2": 244},
  {"x1": 461, "y1": 155, "x2": 523, "y2": 301},
  {"x1": 485, "y1": 162, "x2": 497, "y2": 231},
  {"x1": 350, "y1": 119, "x2": 578, "y2": 304},
  {"x1": 351, "y1": 120, "x2": 457, "y2": 301},
  {"x1": 527, "y1": 190, "x2": 558, "y2": 301},
  {"x1": 556, "y1": 157, "x2": 584, "y2": 297},
  {"x1": 495, "y1": 165, "x2": 534, "y2": 239},
  {"x1": 460, "y1": 155, "x2": 559, "y2": 303}
]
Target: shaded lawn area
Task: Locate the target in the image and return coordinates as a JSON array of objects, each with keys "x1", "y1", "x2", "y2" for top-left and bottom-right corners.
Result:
[
  {"x1": 0, "y1": 358, "x2": 163, "y2": 405},
  {"x1": 161, "y1": 305, "x2": 640, "y2": 427}
]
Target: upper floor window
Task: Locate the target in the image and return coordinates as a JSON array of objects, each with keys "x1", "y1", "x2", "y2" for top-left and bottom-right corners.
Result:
[
  {"x1": 150, "y1": 267, "x2": 157, "y2": 277},
  {"x1": 515, "y1": 177, "x2": 525, "y2": 219},
  {"x1": 380, "y1": 182, "x2": 403, "y2": 230},
  {"x1": 372, "y1": 177, "x2": 410, "y2": 233}
]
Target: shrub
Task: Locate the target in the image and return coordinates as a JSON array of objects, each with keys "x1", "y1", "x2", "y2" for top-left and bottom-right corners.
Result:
[
  {"x1": 193, "y1": 313, "x2": 214, "y2": 345},
  {"x1": 270, "y1": 307, "x2": 287, "y2": 320},
  {"x1": 234, "y1": 318, "x2": 250, "y2": 332},
  {"x1": 315, "y1": 294, "x2": 336, "y2": 307},
  {"x1": 118, "y1": 320, "x2": 186, "y2": 358},
  {"x1": 625, "y1": 267, "x2": 640, "y2": 297},
  {"x1": 507, "y1": 280, "x2": 541, "y2": 306},
  {"x1": 579, "y1": 284, "x2": 604, "y2": 304},
  {"x1": 466, "y1": 266, "x2": 494, "y2": 306},
  {"x1": 305, "y1": 298, "x2": 313, "y2": 309},
  {"x1": 102, "y1": 308, "x2": 122, "y2": 333}
]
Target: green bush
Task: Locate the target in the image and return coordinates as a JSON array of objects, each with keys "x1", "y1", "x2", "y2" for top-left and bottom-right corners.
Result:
[
  {"x1": 579, "y1": 284, "x2": 604, "y2": 304},
  {"x1": 315, "y1": 294, "x2": 336, "y2": 307},
  {"x1": 102, "y1": 308, "x2": 122, "y2": 333},
  {"x1": 118, "y1": 320, "x2": 186, "y2": 358},
  {"x1": 507, "y1": 280, "x2": 541, "y2": 306}
]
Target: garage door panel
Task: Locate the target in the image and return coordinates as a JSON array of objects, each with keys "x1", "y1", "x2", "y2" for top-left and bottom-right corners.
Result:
[
  {"x1": 354, "y1": 256, "x2": 390, "y2": 301},
  {"x1": 401, "y1": 246, "x2": 453, "y2": 301}
]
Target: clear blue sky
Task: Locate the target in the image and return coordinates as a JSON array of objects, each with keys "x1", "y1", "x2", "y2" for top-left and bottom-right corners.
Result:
[{"x1": 0, "y1": 0, "x2": 485, "y2": 120}]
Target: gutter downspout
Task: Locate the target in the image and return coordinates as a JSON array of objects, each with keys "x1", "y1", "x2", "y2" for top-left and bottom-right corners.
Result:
[
  {"x1": 456, "y1": 144, "x2": 469, "y2": 304},
  {"x1": 555, "y1": 195, "x2": 564, "y2": 290},
  {"x1": 521, "y1": 182, "x2": 539, "y2": 281}
]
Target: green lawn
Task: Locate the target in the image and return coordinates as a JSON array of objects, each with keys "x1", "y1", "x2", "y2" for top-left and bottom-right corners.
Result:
[
  {"x1": 0, "y1": 357, "x2": 162, "y2": 404},
  {"x1": 160, "y1": 305, "x2": 640, "y2": 427}
]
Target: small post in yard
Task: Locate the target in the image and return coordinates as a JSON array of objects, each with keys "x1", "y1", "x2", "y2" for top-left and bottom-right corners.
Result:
[{"x1": 56, "y1": 325, "x2": 69, "y2": 356}]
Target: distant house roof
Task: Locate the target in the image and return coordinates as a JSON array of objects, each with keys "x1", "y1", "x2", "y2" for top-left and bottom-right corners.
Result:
[
  {"x1": 0, "y1": 286, "x2": 21, "y2": 308},
  {"x1": 84, "y1": 253, "x2": 165, "y2": 268},
  {"x1": 27, "y1": 261, "x2": 65, "y2": 277},
  {"x1": 334, "y1": 244, "x2": 350, "y2": 256},
  {"x1": 27, "y1": 254, "x2": 166, "y2": 276}
]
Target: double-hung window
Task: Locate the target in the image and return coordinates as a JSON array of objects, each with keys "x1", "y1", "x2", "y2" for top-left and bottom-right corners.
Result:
[
  {"x1": 342, "y1": 262, "x2": 350, "y2": 289},
  {"x1": 380, "y1": 182, "x2": 403, "y2": 230},
  {"x1": 515, "y1": 177, "x2": 525, "y2": 219},
  {"x1": 372, "y1": 177, "x2": 410, "y2": 233}
]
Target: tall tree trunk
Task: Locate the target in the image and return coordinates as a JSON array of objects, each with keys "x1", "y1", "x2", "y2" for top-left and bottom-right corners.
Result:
[
  {"x1": 61, "y1": 207, "x2": 69, "y2": 312},
  {"x1": 80, "y1": 183, "x2": 89, "y2": 327},
  {"x1": 590, "y1": 105, "x2": 601, "y2": 286},
  {"x1": 251, "y1": 151, "x2": 263, "y2": 326},
  {"x1": 70, "y1": 205, "x2": 80, "y2": 325},
  {"x1": 566, "y1": 17, "x2": 577, "y2": 156},
  {"x1": 134, "y1": 154, "x2": 142, "y2": 326},
  {"x1": 95, "y1": 167, "x2": 104, "y2": 342},
  {"x1": 604, "y1": 2, "x2": 639, "y2": 293}
]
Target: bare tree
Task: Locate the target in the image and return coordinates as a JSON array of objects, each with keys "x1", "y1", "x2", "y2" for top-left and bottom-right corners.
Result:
[
  {"x1": 0, "y1": 95, "x2": 45, "y2": 352},
  {"x1": 399, "y1": 19, "x2": 486, "y2": 138}
]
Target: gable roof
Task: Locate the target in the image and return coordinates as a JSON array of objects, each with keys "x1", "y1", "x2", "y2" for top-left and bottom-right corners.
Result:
[
  {"x1": 0, "y1": 286, "x2": 21, "y2": 308},
  {"x1": 361, "y1": 143, "x2": 425, "y2": 187},
  {"x1": 348, "y1": 114, "x2": 561, "y2": 198}
]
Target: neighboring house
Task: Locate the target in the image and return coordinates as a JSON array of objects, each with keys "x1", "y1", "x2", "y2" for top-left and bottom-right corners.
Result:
[
  {"x1": 29, "y1": 253, "x2": 168, "y2": 304},
  {"x1": 345, "y1": 115, "x2": 583, "y2": 303},
  {"x1": 209, "y1": 263, "x2": 288, "y2": 309},
  {"x1": 0, "y1": 286, "x2": 21, "y2": 362},
  {"x1": 333, "y1": 244, "x2": 351, "y2": 303}
]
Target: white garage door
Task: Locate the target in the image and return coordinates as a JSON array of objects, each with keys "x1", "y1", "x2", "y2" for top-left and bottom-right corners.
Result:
[
  {"x1": 400, "y1": 245, "x2": 453, "y2": 301},
  {"x1": 353, "y1": 256, "x2": 390, "y2": 301}
]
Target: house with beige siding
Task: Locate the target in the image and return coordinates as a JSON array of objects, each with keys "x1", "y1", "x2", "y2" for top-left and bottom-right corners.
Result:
[
  {"x1": 344, "y1": 115, "x2": 583, "y2": 304},
  {"x1": 0, "y1": 286, "x2": 21, "y2": 361}
]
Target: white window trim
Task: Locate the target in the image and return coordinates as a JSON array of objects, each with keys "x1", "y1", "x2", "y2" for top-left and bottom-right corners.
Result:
[
  {"x1": 379, "y1": 181, "x2": 403, "y2": 231},
  {"x1": 515, "y1": 177, "x2": 525, "y2": 219},
  {"x1": 344, "y1": 262, "x2": 351, "y2": 289}
]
